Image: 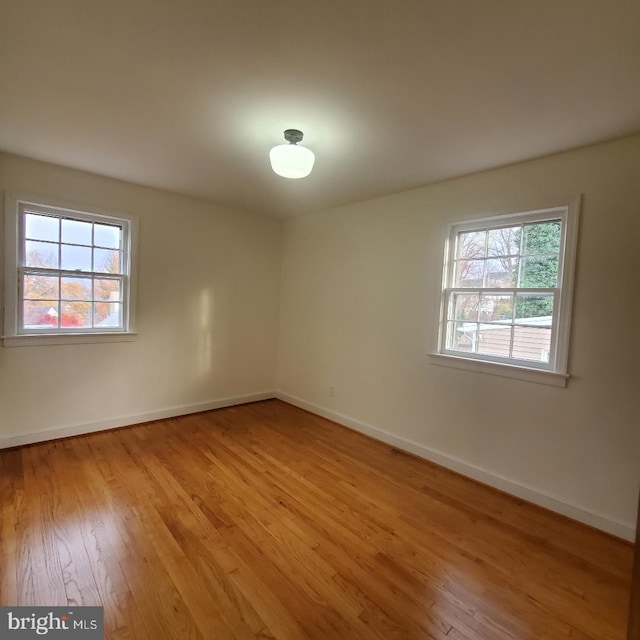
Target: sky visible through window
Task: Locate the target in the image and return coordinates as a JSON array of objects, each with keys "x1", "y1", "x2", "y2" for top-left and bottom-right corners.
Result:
[{"x1": 25, "y1": 212, "x2": 121, "y2": 272}]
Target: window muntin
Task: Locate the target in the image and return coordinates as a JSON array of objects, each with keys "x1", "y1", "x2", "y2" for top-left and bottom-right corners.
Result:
[
  {"x1": 15, "y1": 202, "x2": 131, "y2": 334},
  {"x1": 439, "y1": 205, "x2": 576, "y2": 373}
]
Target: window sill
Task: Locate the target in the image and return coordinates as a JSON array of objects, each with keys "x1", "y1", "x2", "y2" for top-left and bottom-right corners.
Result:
[
  {"x1": 428, "y1": 352, "x2": 569, "y2": 387},
  {"x1": 2, "y1": 332, "x2": 138, "y2": 347}
]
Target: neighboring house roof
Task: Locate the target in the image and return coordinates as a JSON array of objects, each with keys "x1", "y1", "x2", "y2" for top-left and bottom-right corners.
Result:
[
  {"x1": 456, "y1": 316, "x2": 553, "y2": 332},
  {"x1": 96, "y1": 312, "x2": 121, "y2": 327}
]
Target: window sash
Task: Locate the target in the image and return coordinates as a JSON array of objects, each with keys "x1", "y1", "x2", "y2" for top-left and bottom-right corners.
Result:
[
  {"x1": 441, "y1": 287, "x2": 560, "y2": 370},
  {"x1": 18, "y1": 267, "x2": 128, "y2": 334}
]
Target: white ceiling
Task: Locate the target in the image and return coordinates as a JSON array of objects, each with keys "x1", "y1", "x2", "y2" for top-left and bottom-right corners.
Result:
[{"x1": 1, "y1": 0, "x2": 639, "y2": 218}]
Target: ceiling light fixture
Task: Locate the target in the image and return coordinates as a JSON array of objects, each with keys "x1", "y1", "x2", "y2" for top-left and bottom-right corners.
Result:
[{"x1": 269, "y1": 129, "x2": 315, "y2": 179}]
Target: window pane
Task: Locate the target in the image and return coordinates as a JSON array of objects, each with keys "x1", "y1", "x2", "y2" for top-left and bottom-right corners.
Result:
[
  {"x1": 520, "y1": 256, "x2": 558, "y2": 288},
  {"x1": 25, "y1": 213, "x2": 59, "y2": 242},
  {"x1": 94, "y1": 302, "x2": 122, "y2": 327},
  {"x1": 23, "y1": 275, "x2": 58, "y2": 300},
  {"x1": 453, "y1": 293, "x2": 479, "y2": 321},
  {"x1": 515, "y1": 294, "x2": 554, "y2": 320},
  {"x1": 61, "y1": 277, "x2": 91, "y2": 300},
  {"x1": 60, "y1": 302, "x2": 92, "y2": 328},
  {"x1": 24, "y1": 301, "x2": 59, "y2": 328},
  {"x1": 487, "y1": 226, "x2": 521, "y2": 257},
  {"x1": 94, "y1": 223, "x2": 122, "y2": 249},
  {"x1": 485, "y1": 257, "x2": 518, "y2": 287},
  {"x1": 94, "y1": 249, "x2": 121, "y2": 274},
  {"x1": 523, "y1": 220, "x2": 561, "y2": 255},
  {"x1": 480, "y1": 294, "x2": 513, "y2": 322},
  {"x1": 25, "y1": 240, "x2": 59, "y2": 268},
  {"x1": 478, "y1": 323, "x2": 512, "y2": 358},
  {"x1": 61, "y1": 244, "x2": 92, "y2": 271},
  {"x1": 451, "y1": 322, "x2": 477, "y2": 353},
  {"x1": 94, "y1": 278, "x2": 121, "y2": 302},
  {"x1": 62, "y1": 219, "x2": 92, "y2": 245},
  {"x1": 455, "y1": 259, "x2": 484, "y2": 287},
  {"x1": 457, "y1": 231, "x2": 486, "y2": 260},
  {"x1": 512, "y1": 327, "x2": 552, "y2": 363}
]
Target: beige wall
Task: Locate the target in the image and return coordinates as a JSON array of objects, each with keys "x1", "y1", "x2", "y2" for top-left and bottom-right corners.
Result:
[
  {"x1": 276, "y1": 135, "x2": 640, "y2": 539},
  {"x1": 0, "y1": 152, "x2": 282, "y2": 444}
]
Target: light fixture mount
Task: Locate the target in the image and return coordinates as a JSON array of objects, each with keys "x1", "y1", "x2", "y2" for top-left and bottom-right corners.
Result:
[{"x1": 283, "y1": 129, "x2": 304, "y2": 144}]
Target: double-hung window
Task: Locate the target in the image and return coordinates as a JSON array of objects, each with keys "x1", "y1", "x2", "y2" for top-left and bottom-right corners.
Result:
[
  {"x1": 3, "y1": 194, "x2": 137, "y2": 346},
  {"x1": 434, "y1": 200, "x2": 579, "y2": 386}
]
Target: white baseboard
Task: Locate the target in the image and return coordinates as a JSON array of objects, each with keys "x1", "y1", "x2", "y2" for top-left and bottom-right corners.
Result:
[
  {"x1": 275, "y1": 391, "x2": 636, "y2": 542},
  {"x1": 0, "y1": 391, "x2": 276, "y2": 450}
]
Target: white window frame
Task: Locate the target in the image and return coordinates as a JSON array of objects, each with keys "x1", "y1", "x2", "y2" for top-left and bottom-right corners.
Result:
[
  {"x1": 430, "y1": 197, "x2": 580, "y2": 387},
  {"x1": 3, "y1": 192, "x2": 138, "y2": 347}
]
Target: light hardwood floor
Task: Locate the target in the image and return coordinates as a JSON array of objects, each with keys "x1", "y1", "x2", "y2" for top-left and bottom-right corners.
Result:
[{"x1": 0, "y1": 399, "x2": 633, "y2": 639}]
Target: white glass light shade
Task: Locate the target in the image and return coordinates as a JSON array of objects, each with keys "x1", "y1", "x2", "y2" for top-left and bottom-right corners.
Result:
[{"x1": 269, "y1": 143, "x2": 315, "y2": 179}]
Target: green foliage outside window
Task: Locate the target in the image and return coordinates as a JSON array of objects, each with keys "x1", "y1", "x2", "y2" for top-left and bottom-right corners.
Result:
[{"x1": 515, "y1": 221, "x2": 561, "y2": 318}]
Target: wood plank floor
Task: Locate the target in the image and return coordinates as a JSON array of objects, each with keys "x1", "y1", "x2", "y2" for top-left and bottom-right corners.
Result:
[{"x1": 0, "y1": 399, "x2": 633, "y2": 639}]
